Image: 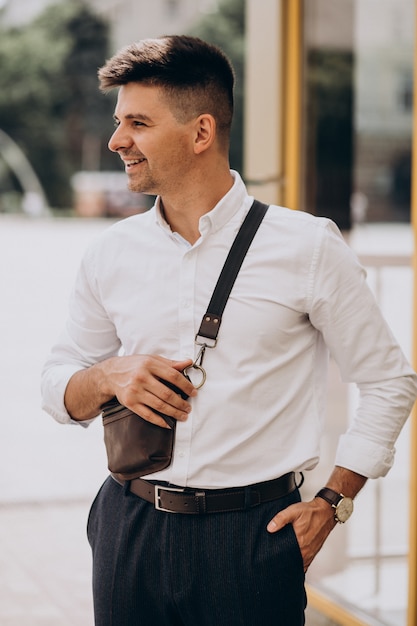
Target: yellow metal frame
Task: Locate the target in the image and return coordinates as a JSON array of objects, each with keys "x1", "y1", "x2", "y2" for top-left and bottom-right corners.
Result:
[
  {"x1": 407, "y1": 3, "x2": 417, "y2": 624},
  {"x1": 281, "y1": 0, "x2": 302, "y2": 210},
  {"x1": 306, "y1": 588, "x2": 371, "y2": 626},
  {"x1": 281, "y1": 0, "x2": 417, "y2": 621}
]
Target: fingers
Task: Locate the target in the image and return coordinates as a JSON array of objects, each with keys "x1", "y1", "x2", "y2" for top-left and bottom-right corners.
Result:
[
  {"x1": 266, "y1": 506, "x2": 293, "y2": 533},
  {"x1": 142, "y1": 377, "x2": 194, "y2": 425},
  {"x1": 266, "y1": 500, "x2": 337, "y2": 573},
  {"x1": 151, "y1": 356, "x2": 198, "y2": 398},
  {"x1": 112, "y1": 355, "x2": 198, "y2": 427},
  {"x1": 172, "y1": 358, "x2": 194, "y2": 373}
]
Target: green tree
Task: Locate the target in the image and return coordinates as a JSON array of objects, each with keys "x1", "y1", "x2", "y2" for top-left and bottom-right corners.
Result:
[
  {"x1": 0, "y1": 2, "x2": 114, "y2": 209},
  {"x1": 188, "y1": 0, "x2": 245, "y2": 173}
]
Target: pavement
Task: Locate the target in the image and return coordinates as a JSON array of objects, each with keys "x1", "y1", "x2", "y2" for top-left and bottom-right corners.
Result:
[
  {"x1": 0, "y1": 500, "x2": 94, "y2": 625},
  {"x1": 0, "y1": 215, "x2": 110, "y2": 626},
  {"x1": 0, "y1": 214, "x2": 414, "y2": 626}
]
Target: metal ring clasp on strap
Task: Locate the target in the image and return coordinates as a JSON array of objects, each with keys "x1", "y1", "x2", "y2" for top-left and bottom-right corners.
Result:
[
  {"x1": 183, "y1": 363, "x2": 206, "y2": 389},
  {"x1": 183, "y1": 344, "x2": 207, "y2": 389}
]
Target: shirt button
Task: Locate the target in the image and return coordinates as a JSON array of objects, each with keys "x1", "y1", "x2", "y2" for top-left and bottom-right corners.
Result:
[
  {"x1": 178, "y1": 451, "x2": 185, "y2": 458},
  {"x1": 182, "y1": 300, "x2": 191, "y2": 308}
]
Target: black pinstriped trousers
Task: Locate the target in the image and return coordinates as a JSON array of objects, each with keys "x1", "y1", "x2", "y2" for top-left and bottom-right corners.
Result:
[{"x1": 87, "y1": 476, "x2": 306, "y2": 626}]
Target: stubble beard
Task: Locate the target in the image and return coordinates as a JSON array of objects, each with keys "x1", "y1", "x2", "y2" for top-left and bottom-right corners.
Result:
[{"x1": 127, "y1": 171, "x2": 157, "y2": 196}]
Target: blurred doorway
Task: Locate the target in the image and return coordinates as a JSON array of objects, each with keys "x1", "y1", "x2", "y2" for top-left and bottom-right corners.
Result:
[{"x1": 302, "y1": 0, "x2": 414, "y2": 231}]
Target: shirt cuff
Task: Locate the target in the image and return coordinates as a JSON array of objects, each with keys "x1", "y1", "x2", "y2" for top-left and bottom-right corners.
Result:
[
  {"x1": 41, "y1": 364, "x2": 97, "y2": 427},
  {"x1": 335, "y1": 433, "x2": 395, "y2": 479}
]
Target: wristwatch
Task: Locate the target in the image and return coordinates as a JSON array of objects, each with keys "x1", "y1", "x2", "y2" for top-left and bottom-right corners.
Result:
[{"x1": 315, "y1": 487, "x2": 354, "y2": 523}]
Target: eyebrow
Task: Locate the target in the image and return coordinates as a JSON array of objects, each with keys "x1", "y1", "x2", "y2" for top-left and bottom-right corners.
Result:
[{"x1": 113, "y1": 113, "x2": 153, "y2": 123}]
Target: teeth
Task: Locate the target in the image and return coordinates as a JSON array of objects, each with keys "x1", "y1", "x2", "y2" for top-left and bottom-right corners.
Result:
[{"x1": 122, "y1": 158, "x2": 144, "y2": 166}]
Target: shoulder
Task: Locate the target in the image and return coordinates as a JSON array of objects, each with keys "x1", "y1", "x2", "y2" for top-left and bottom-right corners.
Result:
[
  {"x1": 78, "y1": 209, "x2": 159, "y2": 281},
  {"x1": 87, "y1": 208, "x2": 157, "y2": 251},
  {"x1": 104, "y1": 208, "x2": 156, "y2": 237},
  {"x1": 265, "y1": 204, "x2": 337, "y2": 230},
  {"x1": 260, "y1": 204, "x2": 344, "y2": 250}
]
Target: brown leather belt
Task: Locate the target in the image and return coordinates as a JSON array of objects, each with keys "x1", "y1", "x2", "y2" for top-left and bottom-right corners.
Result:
[{"x1": 111, "y1": 472, "x2": 297, "y2": 514}]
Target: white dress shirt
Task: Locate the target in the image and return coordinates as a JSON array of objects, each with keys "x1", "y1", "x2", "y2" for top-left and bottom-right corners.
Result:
[{"x1": 41, "y1": 172, "x2": 417, "y2": 488}]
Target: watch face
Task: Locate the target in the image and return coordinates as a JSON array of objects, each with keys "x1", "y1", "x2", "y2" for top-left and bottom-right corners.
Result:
[{"x1": 335, "y1": 497, "x2": 354, "y2": 523}]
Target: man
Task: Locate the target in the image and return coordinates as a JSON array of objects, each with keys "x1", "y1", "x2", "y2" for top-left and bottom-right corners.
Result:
[{"x1": 41, "y1": 35, "x2": 417, "y2": 625}]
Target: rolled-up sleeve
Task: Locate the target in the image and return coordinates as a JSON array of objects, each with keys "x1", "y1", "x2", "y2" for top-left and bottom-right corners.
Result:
[
  {"x1": 41, "y1": 244, "x2": 121, "y2": 426},
  {"x1": 308, "y1": 220, "x2": 417, "y2": 478},
  {"x1": 41, "y1": 360, "x2": 88, "y2": 425}
]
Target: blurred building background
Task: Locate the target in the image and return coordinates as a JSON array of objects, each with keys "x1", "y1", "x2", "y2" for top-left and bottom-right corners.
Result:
[
  {"x1": 0, "y1": 1, "x2": 416, "y2": 625},
  {"x1": 1, "y1": 0, "x2": 412, "y2": 225}
]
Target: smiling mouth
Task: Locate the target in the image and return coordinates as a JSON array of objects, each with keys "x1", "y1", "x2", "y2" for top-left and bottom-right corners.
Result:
[{"x1": 122, "y1": 157, "x2": 146, "y2": 170}]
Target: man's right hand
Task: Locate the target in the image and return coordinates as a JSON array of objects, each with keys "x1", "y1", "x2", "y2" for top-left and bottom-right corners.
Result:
[{"x1": 64, "y1": 354, "x2": 197, "y2": 424}]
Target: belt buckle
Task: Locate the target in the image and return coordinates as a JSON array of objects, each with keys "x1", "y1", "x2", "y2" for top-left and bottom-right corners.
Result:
[{"x1": 154, "y1": 484, "x2": 185, "y2": 513}]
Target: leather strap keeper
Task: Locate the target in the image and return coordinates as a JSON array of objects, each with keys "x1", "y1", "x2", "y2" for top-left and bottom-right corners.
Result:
[
  {"x1": 197, "y1": 312, "x2": 222, "y2": 343},
  {"x1": 112, "y1": 472, "x2": 297, "y2": 514}
]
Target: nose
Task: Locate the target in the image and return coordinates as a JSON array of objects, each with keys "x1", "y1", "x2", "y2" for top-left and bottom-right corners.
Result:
[{"x1": 108, "y1": 124, "x2": 132, "y2": 153}]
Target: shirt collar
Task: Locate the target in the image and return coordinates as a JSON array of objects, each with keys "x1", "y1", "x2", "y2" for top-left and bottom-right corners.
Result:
[{"x1": 155, "y1": 170, "x2": 252, "y2": 238}]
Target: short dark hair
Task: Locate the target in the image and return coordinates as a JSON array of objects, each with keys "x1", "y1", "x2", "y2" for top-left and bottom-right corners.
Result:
[{"x1": 98, "y1": 35, "x2": 235, "y2": 144}]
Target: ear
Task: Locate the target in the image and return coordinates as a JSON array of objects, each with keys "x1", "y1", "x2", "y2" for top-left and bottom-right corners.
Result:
[{"x1": 193, "y1": 114, "x2": 216, "y2": 154}]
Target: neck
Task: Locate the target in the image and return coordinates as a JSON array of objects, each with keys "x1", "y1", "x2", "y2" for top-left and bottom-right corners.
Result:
[{"x1": 160, "y1": 167, "x2": 234, "y2": 244}]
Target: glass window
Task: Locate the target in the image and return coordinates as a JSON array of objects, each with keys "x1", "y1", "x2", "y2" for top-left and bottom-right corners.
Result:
[
  {"x1": 302, "y1": 2, "x2": 415, "y2": 624},
  {"x1": 302, "y1": 0, "x2": 414, "y2": 229}
]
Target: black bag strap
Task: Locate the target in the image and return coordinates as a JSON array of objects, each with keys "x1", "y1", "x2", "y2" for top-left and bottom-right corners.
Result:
[{"x1": 196, "y1": 199, "x2": 269, "y2": 347}]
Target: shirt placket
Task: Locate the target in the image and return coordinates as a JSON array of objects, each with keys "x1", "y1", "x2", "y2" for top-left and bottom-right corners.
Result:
[{"x1": 168, "y1": 245, "x2": 199, "y2": 485}]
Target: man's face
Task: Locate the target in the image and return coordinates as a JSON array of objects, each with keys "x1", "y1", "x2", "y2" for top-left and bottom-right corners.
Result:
[{"x1": 109, "y1": 82, "x2": 196, "y2": 196}]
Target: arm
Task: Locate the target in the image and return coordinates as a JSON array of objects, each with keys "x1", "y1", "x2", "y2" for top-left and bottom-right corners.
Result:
[
  {"x1": 267, "y1": 466, "x2": 367, "y2": 572},
  {"x1": 266, "y1": 222, "x2": 416, "y2": 571},
  {"x1": 309, "y1": 221, "x2": 417, "y2": 479},
  {"x1": 42, "y1": 233, "x2": 198, "y2": 426},
  {"x1": 64, "y1": 354, "x2": 197, "y2": 427}
]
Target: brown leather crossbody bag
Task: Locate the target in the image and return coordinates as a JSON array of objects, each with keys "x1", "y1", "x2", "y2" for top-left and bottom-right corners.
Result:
[{"x1": 102, "y1": 200, "x2": 269, "y2": 481}]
